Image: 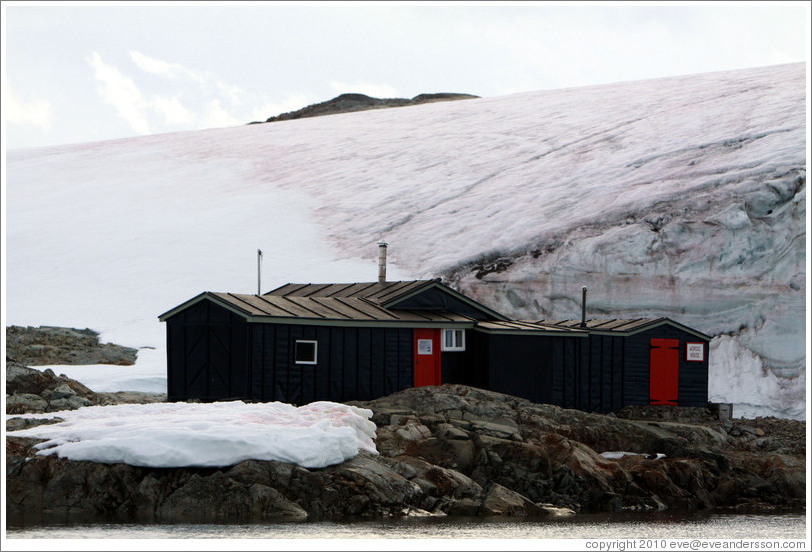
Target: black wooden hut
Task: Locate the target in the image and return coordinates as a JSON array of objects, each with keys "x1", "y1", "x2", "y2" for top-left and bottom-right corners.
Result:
[
  {"x1": 542, "y1": 318, "x2": 712, "y2": 412},
  {"x1": 159, "y1": 280, "x2": 710, "y2": 412},
  {"x1": 157, "y1": 279, "x2": 543, "y2": 404},
  {"x1": 440, "y1": 320, "x2": 586, "y2": 406}
]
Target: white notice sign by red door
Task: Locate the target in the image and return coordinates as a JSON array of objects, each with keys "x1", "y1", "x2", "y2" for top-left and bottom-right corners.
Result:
[
  {"x1": 686, "y1": 342, "x2": 705, "y2": 362},
  {"x1": 417, "y1": 339, "x2": 433, "y2": 355}
]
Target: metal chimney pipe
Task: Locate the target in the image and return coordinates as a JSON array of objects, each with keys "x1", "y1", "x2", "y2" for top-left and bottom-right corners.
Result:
[
  {"x1": 378, "y1": 241, "x2": 388, "y2": 284},
  {"x1": 580, "y1": 286, "x2": 588, "y2": 327},
  {"x1": 257, "y1": 249, "x2": 263, "y2": 295}
]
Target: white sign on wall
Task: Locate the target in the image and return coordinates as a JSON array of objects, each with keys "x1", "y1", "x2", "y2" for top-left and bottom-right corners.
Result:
[
  {"x1": 686, "y1": 342, "x2": 705, "y2": 362},
  {"x1": 417, "y1": 339, "x2": 433, "y2": 355}
]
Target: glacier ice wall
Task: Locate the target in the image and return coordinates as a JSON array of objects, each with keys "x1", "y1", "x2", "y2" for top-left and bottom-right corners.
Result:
[{"x1": 445, "y1": 169, "x2": 805, "y2": 419}]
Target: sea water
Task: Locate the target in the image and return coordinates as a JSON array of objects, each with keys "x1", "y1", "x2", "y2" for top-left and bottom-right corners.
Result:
[{"x1": 5, "y1": 511, "x2": 807, "y2": 543}]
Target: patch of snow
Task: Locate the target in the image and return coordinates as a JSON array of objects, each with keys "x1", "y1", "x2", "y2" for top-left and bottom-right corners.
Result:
[
  {"x1": 30, "y1": 347, "x2": 167, "y2": 394},
  {"x1": 6, "y1": 401, "x2": 377, "y2": 469},
  {"x1": 600, "y1": 452, "x2": 666, "y2": 460}
]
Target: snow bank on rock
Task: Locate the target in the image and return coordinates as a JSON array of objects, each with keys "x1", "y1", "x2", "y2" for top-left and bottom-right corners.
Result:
[{"x1": 6, "y1": 401, "x2": 377, "y2": 469}]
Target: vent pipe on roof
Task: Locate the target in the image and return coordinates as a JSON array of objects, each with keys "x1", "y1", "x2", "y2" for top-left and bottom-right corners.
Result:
[
  {"x1": 378, "y1": 241, "x2": 388, "y2": 284},
  {"x1": 257, "y1": 249, "x2": 263, "y2": 295},
  {"x1": 580, "y1": 286, "x2": 587, "y2": 328}
]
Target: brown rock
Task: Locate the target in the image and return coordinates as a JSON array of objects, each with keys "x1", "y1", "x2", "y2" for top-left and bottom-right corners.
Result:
[{"x1": 481, "y1": 483, "x2": 544, "y2": 516}]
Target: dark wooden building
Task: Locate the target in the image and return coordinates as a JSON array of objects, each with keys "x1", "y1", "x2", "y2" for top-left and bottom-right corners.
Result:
[
  {"x1": 542, "y1": 318, "x2": 712, "y2": 412},
  {"x1": 159, "y1": 280, "x2": 710, "y2": 412},
  {"x1": 158, "y1": 279, "x2": 548, "y2": 404}
]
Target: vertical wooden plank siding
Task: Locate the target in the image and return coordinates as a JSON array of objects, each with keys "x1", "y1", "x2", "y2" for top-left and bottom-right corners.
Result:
[
  {"x1": 383, "y1": 330, "x2": 398, "y2": 395},
  {"x1": 343, "y1": 327, "x2": 358, "y2": 401},
  {"x1": 371, "y1": 328, "x2": 385, "y2": 397},
  {"x1": 165, "y1": 300, "x2": 249, "y2": 402},
  {"x1": 246, "y1": 322, "x2": 413, "y2": 404},
  {"x1": 166, "y1": 299, "x2": 708, "y2": 411},
  {"x1": 399, "y1": 329, "x2": 414, "y2": 389},
  {"x1": 611, "y1": 336, "x2": 624, "y2": 412},
  {"x1": 329, "y1": 327, "x2": 344, "y2": 401}
]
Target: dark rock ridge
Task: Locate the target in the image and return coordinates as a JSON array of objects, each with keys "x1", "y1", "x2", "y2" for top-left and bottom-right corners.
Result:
[
  {"x1": 6, "y1": 384, "x2": 805, "y2": 526},
  {"x1": 6, "y1": 361, "x2": 166, "y2": 415},
  {"x1": 6, "y1": 325, "x2": 138, "y2": 366},
  {"x1": 253, "y1": 92, "x2": 479, "y2": 124}
]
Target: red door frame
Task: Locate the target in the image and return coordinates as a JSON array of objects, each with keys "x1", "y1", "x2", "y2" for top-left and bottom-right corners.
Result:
[
  {"x1": 414, "y1": 328, "x2": 442, "y2": 387},
  {"x1": 650, "y1": 338, "x2": 679, "y2": 405}
]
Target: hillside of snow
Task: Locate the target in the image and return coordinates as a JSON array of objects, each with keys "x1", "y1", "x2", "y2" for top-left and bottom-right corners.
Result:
[{"x1": 5, "y1": 63, "x2": 806, "y2": 419}]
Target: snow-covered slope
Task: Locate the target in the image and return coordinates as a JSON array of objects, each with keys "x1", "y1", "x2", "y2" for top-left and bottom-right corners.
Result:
[{"x1": 5, "y1": 63, "x2": 806, "y2": 419}]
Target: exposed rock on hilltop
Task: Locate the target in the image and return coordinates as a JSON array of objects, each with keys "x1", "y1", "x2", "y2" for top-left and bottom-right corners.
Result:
[
  {"x1": 6, "y1": 384, "x2": 804, "y2": 526},
  {"x1": 6, "y1": 325, "x2": 138, "y2": 366},
  {"x1": 255, "y1": 92, "x2": 479, "y2": 123}
]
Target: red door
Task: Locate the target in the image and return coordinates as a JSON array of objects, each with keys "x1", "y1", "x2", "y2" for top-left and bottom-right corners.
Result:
[
  {"x1": 650, "y1": 338, "x2": 679, "y2": 405},
  {"x1": 414, "y1": 329, "x2": 442, "y2": 387}
]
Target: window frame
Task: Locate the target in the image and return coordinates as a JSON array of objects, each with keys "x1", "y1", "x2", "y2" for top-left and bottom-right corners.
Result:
[
  {"x1": 294, "y1": 339, "x2": 318, "y2": 365},
  {"x1": 441, "y1": 329, "x2": 466, "y2": 352}
]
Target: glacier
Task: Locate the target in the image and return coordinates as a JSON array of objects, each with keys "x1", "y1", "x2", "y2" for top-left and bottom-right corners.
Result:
[{"x1": 4, "y1": 62, "x2": 806, "y2": 419}]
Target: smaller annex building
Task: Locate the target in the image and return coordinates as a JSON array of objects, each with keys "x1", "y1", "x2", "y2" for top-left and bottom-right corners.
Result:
[
  {"x1": 538, "y1": 318, "x2": 711, "y2": 413},
  {"x1": 158, "y1": 279, "x2": 710, "y2": 412}
]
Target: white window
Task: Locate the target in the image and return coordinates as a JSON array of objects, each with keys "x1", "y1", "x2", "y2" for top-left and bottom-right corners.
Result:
[
  {"x1": 442, "y1": 329, "x2": 466, "y2": 351},
  {"x1": 295, "y1": 340, "x2": 318, "y2": 364}
]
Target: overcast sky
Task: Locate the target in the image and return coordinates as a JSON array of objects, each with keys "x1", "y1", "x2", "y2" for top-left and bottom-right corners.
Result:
[{"x1": 2, "y1": 1, "x2": 809, "y2": 151}]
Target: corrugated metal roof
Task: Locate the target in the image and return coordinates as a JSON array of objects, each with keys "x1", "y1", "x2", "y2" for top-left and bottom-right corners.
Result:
[
  {"x1": 546, "y1": 318, "x2": 662, "y2": 332},
  {"x1": 541, "y1": 318, "x2": 659, "y2": 332},
  {"x1": 209, "y1": 292, "x2": 475, "y2": 324},
  {"x1": 159, "y1": 289, "x2": 708, "y2": 339},
  {"x1": 540, "y1": 317, "x2": 710, "y2": 339},
  {"x1": 265, "y1": 279, "x2": 510, "y2": 322},
  {"x1": 265, "y1": 280, "x2": 434, "y2": 304},
  {"x1": 475, "y1": 320, "x2": 588, "y2": 335}
]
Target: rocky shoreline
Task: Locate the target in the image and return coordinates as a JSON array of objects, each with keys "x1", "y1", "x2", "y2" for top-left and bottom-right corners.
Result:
[{"x1": 5, "y1": 361, "x2": 806, "y2": 526}]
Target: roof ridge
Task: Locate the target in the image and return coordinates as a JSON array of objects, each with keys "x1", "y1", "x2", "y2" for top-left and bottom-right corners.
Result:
[
  {"x1": 357, "y1": 297, "x2": 403, "y2": 319},
  {"x1": 224, "y1": 293, "x2": 278, "y2": 316},
  {"x1": 368, "y1": 281, "x2": 426, "y2": 302},
  {"x1": 254, "y1": 294, "x2": 299, "y2": 317},
  {"x1": 330, "y1": 296, "x2": 384, "y2": 319},
  {"x1": 307, "y1": 296, "x2": 355, "y2": 319},
  {"x1": 324, "y1": 283, "x2": 358, "y2": 297},
  {"x1": 277, "y1": 295, "x2": 326, "y2": 318}
]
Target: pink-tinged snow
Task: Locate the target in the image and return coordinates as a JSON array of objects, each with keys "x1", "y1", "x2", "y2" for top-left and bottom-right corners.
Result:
[
  {"x1": 6, "y1": 401, "x2": 377, "y2": 468},
  {"x1": 5, "y1": 62, "x2": 807, "y2": 419}
]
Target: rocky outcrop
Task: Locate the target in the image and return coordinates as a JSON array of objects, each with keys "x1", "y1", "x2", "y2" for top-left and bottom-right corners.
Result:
[
  {"x1": 6, "y1": 384, "x2": 804, "y2": 525},
  {"x1": 255, "y1": 92, "x2": 478, "y2": 124},
  {"x1": 5, "y1": 361, "x2": 165, "y2": 415},
  {"x1": 6, "y1": 325, "x2": 138, "y2": 366}
]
